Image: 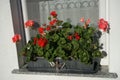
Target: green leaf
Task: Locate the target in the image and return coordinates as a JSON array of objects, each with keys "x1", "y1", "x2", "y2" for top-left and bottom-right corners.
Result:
[
  {"x1": 57, "y1": 38, "x2": 66, "y2": 45},
  {"x1": 36, "y1": 47, "x2": 44, "y2": 57},
  {"x1": 92, "y1": 50, "x2": 102, "y2": 58},
  {"x1": 71, "y1": 40, "x2": 79, "y2": 50},
  {"x1": 74, "y1": 25, "x2": 83, "y2": 34},
  {"x1": 44, "y1": 44, "x2": 50, "y2": 50},
  {"x1": 62, "y1": 22, "x2": 72, "y2": 28},
  {"x1": 48, "y1": 16, "x2": 51, "y2": 21},
  {"x1": 63, "y1": 43, "x2": 72, "y2": 50},
  {"x1": 52, "y1": 33, "x2": 59, "y2": 42},
  {"x1": 36, "y1": 34, "x2": 41, "y2": 39},
  {"x1": 56, "y1": 20, "x2": 63, "y2": 26}
]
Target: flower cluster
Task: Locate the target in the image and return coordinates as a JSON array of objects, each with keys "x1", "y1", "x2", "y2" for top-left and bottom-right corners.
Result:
[
  {"x1": 12, "y1": 11, "x2": 109, "y2": 64},
  {"x1": 12, "y1": 34, "x2": 21, "y2": 43},
  {"x1": 98, "y1": 18, "x2": 109, "y2": 31},
  {"x1": 23, "y1": 11, "x2": 59, "y2": 48},
  {"x1": 25, "y1": 20, "x2": 34, "y2": 28},
  {"x1": 67, "y1": 32, "x2": 81, "y2": 41},
  {"x1": 50, "y1": 11, "x2": 57, "y2": 17}
]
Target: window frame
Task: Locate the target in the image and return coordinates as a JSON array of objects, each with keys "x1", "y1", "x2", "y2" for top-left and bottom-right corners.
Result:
[
  {"x1": 10, "y1": 0, "x2": 26, "y2": 68},
  {"x1": 10, "y1": 0, "x2": 109, "y2": 68}
]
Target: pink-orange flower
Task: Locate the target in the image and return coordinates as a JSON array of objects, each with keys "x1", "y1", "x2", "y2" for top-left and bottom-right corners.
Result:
[
  {"x1": 12, "y1": 34, "x2": 21, "y2": 43},
  {"x1": 98, "y1": 18, "x2": 108, "y2": 31},
  {"x1": 80, "y1": 17, "x2": 85, "y2": 22},
  {"x1": 50, "y1": 11, "x2": 57, "y2": 17},
  {"x1": 25, "y1": 20, "x2": 34, "y2": 27},
  {"x1": 86, "y1": 18, "x2": 91, "y2": 25},
  {"x1": 37, "y1": 38, "x2": 48, "y2": 47},
  {"x1": 38, "y1": 27, "x2": 45, "y2": 34}
]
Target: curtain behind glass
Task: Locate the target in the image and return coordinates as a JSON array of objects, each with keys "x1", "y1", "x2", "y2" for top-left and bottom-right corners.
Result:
[{"x1": 26, "y1": 0, "x2": 99, "y2": 36}]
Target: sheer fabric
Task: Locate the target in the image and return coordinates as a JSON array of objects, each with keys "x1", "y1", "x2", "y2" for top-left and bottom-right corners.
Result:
[{"x1": 26, "y1": 0, "x2": 99, "y2": 25}]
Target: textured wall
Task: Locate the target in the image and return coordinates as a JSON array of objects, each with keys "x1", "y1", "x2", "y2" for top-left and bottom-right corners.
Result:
[{"x1": 0, "y1": 0, "x2": 120, "y2": 80}]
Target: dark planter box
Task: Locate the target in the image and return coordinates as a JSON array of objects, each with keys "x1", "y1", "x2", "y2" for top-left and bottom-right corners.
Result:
[
  {"x1": 27, "y1": 57, "x2": 101, "y2": 74},
  {"x1": 64, "y1": 58, "x2": 101, "y2": 74}
]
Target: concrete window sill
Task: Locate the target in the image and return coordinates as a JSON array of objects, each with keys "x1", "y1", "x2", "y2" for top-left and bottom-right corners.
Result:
[{"x1": 12, "y1": 66, "x2": 118, "y2": 78}]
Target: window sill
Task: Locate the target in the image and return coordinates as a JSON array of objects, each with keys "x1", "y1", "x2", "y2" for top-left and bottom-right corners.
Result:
[{"x1": 12, "y1": 65, "x2": 118, "y2": 78}]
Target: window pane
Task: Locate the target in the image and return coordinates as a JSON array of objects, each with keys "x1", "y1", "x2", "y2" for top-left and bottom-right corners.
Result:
[{"x1": 25, "y1": 0, "x2": 99, "y2": 37}]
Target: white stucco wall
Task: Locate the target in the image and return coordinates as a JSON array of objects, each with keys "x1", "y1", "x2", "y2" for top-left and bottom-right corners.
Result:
[{"x1": 0, "y1": 0, "x2": 120, "y2": 80}]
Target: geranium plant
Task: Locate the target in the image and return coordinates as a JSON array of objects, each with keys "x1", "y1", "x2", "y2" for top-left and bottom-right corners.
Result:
[{"x1": 12, "y1": 11, "x2": 109, "y2": 64}]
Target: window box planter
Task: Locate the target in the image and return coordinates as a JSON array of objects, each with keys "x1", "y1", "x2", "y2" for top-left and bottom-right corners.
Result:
[{"x1": 27, "y1": 57, "x2": 101, "y2": 74}]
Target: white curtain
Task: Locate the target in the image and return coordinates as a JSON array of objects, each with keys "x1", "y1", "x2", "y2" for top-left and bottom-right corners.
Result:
[{"x1": 26, "y1": 0, "x2": 99, "y2": 25}]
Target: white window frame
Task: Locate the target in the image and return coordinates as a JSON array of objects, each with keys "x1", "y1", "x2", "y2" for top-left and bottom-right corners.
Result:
[{"x1": 99, "y1": 0, "x2": 109, "y2": 66}]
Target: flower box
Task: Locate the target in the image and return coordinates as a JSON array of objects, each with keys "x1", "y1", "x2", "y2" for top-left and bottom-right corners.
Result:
[{"x1": 27, "y1": 57, "x2": 101, "y2": 73}]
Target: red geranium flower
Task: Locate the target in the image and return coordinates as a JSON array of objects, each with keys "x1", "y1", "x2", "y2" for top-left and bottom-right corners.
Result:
[
  {"x1": 53, "y1": 19, "x2": 57, "y2": 23},
  {"x1": 37, "y1": 38, "x2": 48, "y2": 47},
  {"x1": 25, "y1": 20, "x2": 34, "y2": 27},
  {"x1": 49, "y1": 19, "x2": 57, "y2": 26},
  {"x1": 50, "y1": 11, "x2": 57, "y2": 17},
  {"x1": 33, "y1": 37, "x2": 38, "y2": 45},
  {"x1": 38, "y1": 27, "x2": 45, "y2": 34},
  {"x1": 74, "y1": 32, "x2": 79, "y2": 36},
  {"x1": 49, "y1": 21, "x2": 54, "y2": 26},
  {"x1": 75, "y1": 35, "x2": 80, "y2": 40},
  {"x1": 67, "y1": 35, "x2": 73, "y2": 40},
  {"x1": 12, "y1": 34, "x2": 21, "y2": 43},
  {"x1": 98, "y1": 18, "x2": 108, "y2": 32},
  {"x1": 46, "y1": 26, "x2": 51, "y2": 31}
]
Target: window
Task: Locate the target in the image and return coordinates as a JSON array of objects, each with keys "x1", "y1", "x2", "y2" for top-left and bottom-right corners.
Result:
[{"x1": 11, "y1": 0, "x2": 109, "y2": 70}]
